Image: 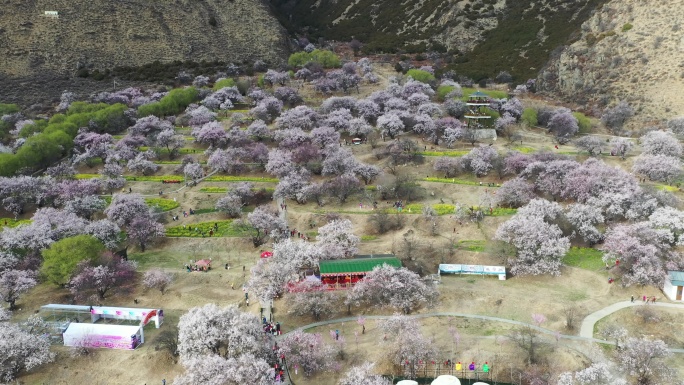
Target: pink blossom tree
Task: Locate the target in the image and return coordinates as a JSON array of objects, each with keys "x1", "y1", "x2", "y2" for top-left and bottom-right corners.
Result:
[
  {"x1": 495, "y1": 199, "x2": 570, "y2": 276},
  {"x1": 143, "y1": 269, "x2": 173, "y2": 294},
  {"x1": 155, "y1": 128, "x2": 185, "y2": 159},
  {"x1": 246, "y1": 120, "x2": 272, "y2": 141},
  {"x1": 265, "y1": 149, "x2": 295, "y2": 177},
  {"x1": 346, "y1": 264, "x2": 438, "y2": 314},
  {"x1": 279, "y1": 330, "x2": 335, "y2": 376},
  {"x1": 495, "y1": 177, "x2": 536, "y2": 208},
  {"x1": 286, "y1": 280, "x2": 337, "y2": 320},
  {"x1": 339, "y1": 363, "x2": 392, "y2": 385},
  {"x1": 104, "y1": 193, "x2": 149, "y2": 227},
  {"x1": 609, "y1": 137, "x2": 634, "y2": 159},
  {"x1": 247, "y1": 205, "x2": 287, "y2": 246},
  {"x1": 601, "y1": 222, "x2": 680, "y2": 286},
  {"x1": 177, "y1": 304, "x2": 268, "y2": 361},
  {"x1": 216, "y1": 193, "x2": 244, "y2": 218},
  {"x1": 174, "y1": 354, "x2": 273, "y2": 385},
  {"x1": 128, "y1": 216, "x2": 165, "y2": 252},
  {"x1": 84, "y1": 219, "x2": 121, "y2": 250},
  {"x1": 354, "y1": 163, "x2": 382, "y2": 185},
  {"x1": 640, "y1": 130, "x2": 682, "y2": 157},
  {"x1": 0, "y1": 269, "x2": 37, "y2": 310},
  {"x1": 618, "y1": 337, "x2": 673, "y2": 385},
  {"x1": 461, "y1": 145, "x2": 499, "y2": 176},
  {"x1": 557, "y1": 363, "x2": 627, "y2": 385},
  {"x1": 574, "y1": 136, "x2": 604, "y2": 156},
  {"x1": 377, "y1": 113, "x2": 405, "y2": 139},
  {"x1": 69, "y1": 254, "x2": 137, "y2": 300},
  {"x1": 632, "y1": 155, "x2": 682, "y2": 183},
  {"x1": 379, "y1": 315, "x2": 436, "y2": 366},
  {"x1": 433, "y1": 157, "x2": 462, "y2": 178},
  {"x1": 322, "y1": 148, "x2": 358, "y2": 176},
  {"x1": 548, "y1": 109, "x2": 578, "y2": 143},
  {"x1": 565, "y1": 203, "x2": 605, "y2": 244},
  {"x1": 0, "y1": 316, "x2": 55, "y2": 382},
  {"x1": 275, "y1": 105, "x2": 318, "y2": 130},
  {"x1": 325, "y1": 173, "x2": 363, "y2": 203},
  {"x1": 317, "y1": 219, "x2": 359, "y2": 259},
  {"x1": 192, "y1": 121, "x2": 228, "y2": 148},
  {"x1": 127, "y1": 154, "x2": 159, "y2": 175}
]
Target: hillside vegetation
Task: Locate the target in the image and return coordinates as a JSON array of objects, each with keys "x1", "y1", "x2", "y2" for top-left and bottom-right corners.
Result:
[
  {"x1": 0, "y1": 0, "x2": 289, "y2": 78},
  {"x1": 271, "y1": 0, "x2": 607, "y2": 81}
]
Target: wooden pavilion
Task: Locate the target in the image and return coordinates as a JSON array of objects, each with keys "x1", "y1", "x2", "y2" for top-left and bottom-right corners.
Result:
[{"x1": 318, "y1": 255, "x2": 401, "y2": 289}]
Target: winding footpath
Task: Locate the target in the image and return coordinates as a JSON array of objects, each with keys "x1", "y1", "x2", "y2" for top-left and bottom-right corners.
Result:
[{"x1": 277, "y1": 301, "x2": 684, "y2": 353}]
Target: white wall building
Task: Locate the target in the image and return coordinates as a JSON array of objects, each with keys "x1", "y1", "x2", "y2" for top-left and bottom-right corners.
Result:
[{"x1": 663, "y1": 271, "x2": 684, "y2": 301}]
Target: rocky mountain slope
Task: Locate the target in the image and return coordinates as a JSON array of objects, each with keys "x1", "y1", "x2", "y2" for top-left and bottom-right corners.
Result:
[
  {"x1": 0, "y1": 0, "x2": 290, "y2": 77},
  {"x1": 538, "y1": 0, "x2": 684, "y2": 124},
  {"x1": 270, "y1": 0, "x2": 606, "y2": 81}
]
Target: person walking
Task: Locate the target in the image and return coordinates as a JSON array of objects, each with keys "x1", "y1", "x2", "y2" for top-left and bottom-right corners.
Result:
[{"x1": 631, "y1": 295, "x2": 634, "y2": 303}]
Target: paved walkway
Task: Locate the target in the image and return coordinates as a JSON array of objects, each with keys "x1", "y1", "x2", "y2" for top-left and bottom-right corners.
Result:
[
  {"x1": 579, "y1": 300, "x2": 684, "y2": 340},
  {"x1": 277, "y1": 307, "x2": 684, "y2": 353}
]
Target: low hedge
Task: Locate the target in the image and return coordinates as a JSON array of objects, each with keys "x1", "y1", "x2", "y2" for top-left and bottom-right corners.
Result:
[{"x1": 0, "y1": 218, "x2": 32, "y2": 229}]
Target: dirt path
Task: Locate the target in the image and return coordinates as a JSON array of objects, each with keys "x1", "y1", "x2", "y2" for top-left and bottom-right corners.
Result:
[
  {"x1": 278, "y1": 307, "x2": 684, "y2": 353},
  {"x1": 579, "y1": 300, "x2": 684, "y2": 340}
]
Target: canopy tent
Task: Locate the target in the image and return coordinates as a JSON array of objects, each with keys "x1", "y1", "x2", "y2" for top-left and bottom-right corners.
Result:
[
  {"x1": 397, "y1": 381, "x2": 419, "y2": 385},
  {"x1": 41, "y1": 304, "x2": 164, "y2": 328},
  {"x1": 473, "y1": 383, "x2": 490, "y2": 385},
  {"x1": 432, "y1": 375, "x2": 461, "y2": 385},
  {"x1": 63, "y1": 323, "x2": 143, "y2": 349},
  {"x1": 260, "y1": 251, "x2": 273, "y2": 258},
  {"x1": 195, "y1": 259, "x2": 211, "y2": 267},
  {"x1": 439, "y1": 264, "x2": 506, "y2": 280}
]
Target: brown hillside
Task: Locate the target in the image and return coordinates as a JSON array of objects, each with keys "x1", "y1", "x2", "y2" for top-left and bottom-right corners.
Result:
[{"x1": 0, "y1": 0, "x2": 290, "y2": 77}]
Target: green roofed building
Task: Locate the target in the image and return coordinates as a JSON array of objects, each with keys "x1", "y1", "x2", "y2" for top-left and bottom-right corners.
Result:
[{"x1": 318, "y1": 255, "x2": 401, "y2": 288}]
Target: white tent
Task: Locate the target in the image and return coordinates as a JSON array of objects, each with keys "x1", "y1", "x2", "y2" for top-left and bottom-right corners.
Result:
[
  {"x1": 473, "y1": 382, "x2": 490, "y2": 385},
  {"x1": 431, "y1": 375, "x2": 461, "y2": 385},
  {"x1": 397, "y1": 381, "x2": 418, "y2": 385},
  {"x1": 63, "y1": 323, "x2": 143, "y2": 350}
]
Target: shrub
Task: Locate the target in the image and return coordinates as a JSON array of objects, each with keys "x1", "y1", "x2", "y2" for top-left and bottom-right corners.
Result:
[
  {"x1": 137, "y1": 87, "x2": 199, "y2": 117},
  {"x1": 212, "y1": 78, "x2": 235, "y2": 91},
  {"x1": 406, "y1": 69, "x2": 436, "y2": 83},
  {"x1": 622, "y1": 23, "x2": 633, "y2": 32},
  {"x1": 572, "y1": 112, "x2": 592, "y2": 133},
  {"x1": 521, "y1": 108, "x2": 538, "y2": 126},
  {"x1": 288, "y1": 50, "x2": 341, "y2": 68}
]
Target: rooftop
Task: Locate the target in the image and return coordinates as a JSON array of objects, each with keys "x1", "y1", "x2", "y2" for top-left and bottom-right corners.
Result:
[
  {"x1": 319, "y1": 256, "x2": 401, "y2": 276},
  {"x1": 668, "y1": 271, "x2": 684, "y2": 286}
]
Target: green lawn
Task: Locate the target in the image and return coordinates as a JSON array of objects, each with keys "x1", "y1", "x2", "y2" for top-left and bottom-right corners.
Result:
[
  {"x1": 456, "y1": 240, "x2": 486, "y2": 252},
  {"x1": 564, "y1": 247, "x2": 605, "y2": 271}
]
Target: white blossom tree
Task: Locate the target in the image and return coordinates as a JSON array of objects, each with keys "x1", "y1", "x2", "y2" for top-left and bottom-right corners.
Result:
[
  {"x1": 557, "y1": 363, "x2": 627, "y2": 385},
  {"x1": 346, "y1": 265, "x2": 438, "y2": 314},
  {"x1": 0, "y1": 270, "x2": 37, "y2": 310},
  {"x1": 339, "y1": 363, "x2": 392, "y2": 385},
  {"x1": 174, "y1": 354, "x2": 274, "y2": 385},
  {"x1": 317, "y1": 219, "x2": 360, "y2": 259},
  {"x1": 0, "y1": 315, "x2": 55, "y2": 382},
  {"x1": 143, "y1": 269, "x2": 173, "y2": 294},
  {"x1": 379, "y1": 315, "x2": 436, "y2": 367},
  {"x1": 177, "y1": 304, "x2": 268, "y2": 361},
  {"x1": 495, "y1": 199, "x2": 570, "y2": 276},
  {"x1": 279, "y1": 330, "x2": 335, "y2": 376},
  {"x1": 247, "y1": 205, "x2": 287, "y2": 246},
  {"x1": 640, "y1": 130, "x2": 682, "y2": 157},
  {"x1": 286, "y1": 280, "x2": 337, "y2": 320},
  {"x1": 618, "y1": 337, "x2": 674, "y2": 385}
]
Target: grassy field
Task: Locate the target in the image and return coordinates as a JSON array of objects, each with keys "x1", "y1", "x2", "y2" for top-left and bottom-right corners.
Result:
[{"x1": 564, "y1": 247, "x2": 606, "y2": 271}]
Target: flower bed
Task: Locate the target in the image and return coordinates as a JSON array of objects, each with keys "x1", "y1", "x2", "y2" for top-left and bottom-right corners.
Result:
[{"x1": 166, "y1": 220, "x2": 250, "y2": 237}]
